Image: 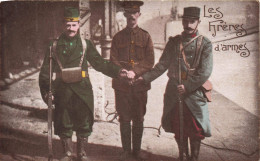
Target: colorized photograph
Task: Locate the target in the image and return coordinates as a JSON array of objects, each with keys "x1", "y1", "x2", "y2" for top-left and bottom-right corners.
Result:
[{"x1": 0, "y1": 0, "x2": 259, "y2": 161}]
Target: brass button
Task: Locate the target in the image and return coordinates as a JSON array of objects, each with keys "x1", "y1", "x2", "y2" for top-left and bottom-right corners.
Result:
[{"x1": 131, "y1": 41, "x2": 134, "y2": 44}]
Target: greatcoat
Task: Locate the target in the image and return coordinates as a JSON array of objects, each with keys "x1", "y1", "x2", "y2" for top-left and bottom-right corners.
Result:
[
  {"x1": 143, "y1": 32, "x2": 213, "y2": 137},
  {"x1": 39, "y1": 33, "x2": 121, "y2": 134}
]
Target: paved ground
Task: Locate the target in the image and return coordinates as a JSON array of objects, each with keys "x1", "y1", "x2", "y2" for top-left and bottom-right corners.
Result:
[
  {"x1": 0, "y1": 48, "x2": 259, "y2": 161},
  {"x1": 210, "y1": 32, "x2": 259, "y2": 116}
]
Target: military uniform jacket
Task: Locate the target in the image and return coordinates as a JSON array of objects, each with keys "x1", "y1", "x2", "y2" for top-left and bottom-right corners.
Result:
[
  {"x1": 110, "y1": 26, "x2": 154, "y2": 92},
  {"x1": 142, "y1": 32, "x2": 213, "y2": 137},
  {"x1": 39, "y1": 33, "x2": 121, "y2": 122}
]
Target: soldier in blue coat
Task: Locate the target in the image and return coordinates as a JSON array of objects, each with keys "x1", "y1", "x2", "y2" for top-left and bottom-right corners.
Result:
[
  {"x1": 39, "y1": 7, "x2": 125, "y2": 161},
  {"x1": 136, "y1": 7, "x2": 213, "y2": 161}
]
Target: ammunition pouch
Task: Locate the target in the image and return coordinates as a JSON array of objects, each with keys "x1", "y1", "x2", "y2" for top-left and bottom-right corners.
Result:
[
  {"x1": 61, "y1": 67, "x2": 82, "y2": 83},
  {"x1": 201, "y1": 80, "x2": 212, "y2": 102},
  {"x1": 51, "y1": 36, "x2": 87, "y2": 84}
]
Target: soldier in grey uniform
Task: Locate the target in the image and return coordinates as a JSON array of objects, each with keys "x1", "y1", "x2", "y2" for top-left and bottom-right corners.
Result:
[
  {"x1": 110, "y1": 1, "x2": 155, "y2": 160},
  {"x1": 135, "y1": 7, "x2": 213, "y2": 161}
]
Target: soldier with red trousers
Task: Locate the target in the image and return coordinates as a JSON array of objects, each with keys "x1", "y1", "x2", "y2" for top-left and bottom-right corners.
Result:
[{"x1": 136, "y1": 7, "x2": 213, "y2": 161}]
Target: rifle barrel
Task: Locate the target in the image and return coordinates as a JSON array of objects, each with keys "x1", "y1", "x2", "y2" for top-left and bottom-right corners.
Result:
[
  {"x1": 178, "y1": 51, "x2": 184, "y2": 161},
  {"x1": 48, "y1": 46, "x2": 53, "y2": 160}
]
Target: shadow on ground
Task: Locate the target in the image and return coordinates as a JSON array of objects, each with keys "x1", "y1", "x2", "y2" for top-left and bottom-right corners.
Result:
[{"x1": 0, "y1": 125, "x2": 176, "y2": 161}]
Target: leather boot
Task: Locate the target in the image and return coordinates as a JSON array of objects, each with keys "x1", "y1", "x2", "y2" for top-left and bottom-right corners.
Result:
[
  {"x1": 60, "y1": 137, "x2": 73, "y2": 161},
  {"x1": 77, "y1": 136, "x2": 89, "y2": 161},
  {"x1": 119, "y1": 122, "x2": 132, "y2": 160},
  {"x1": 190, "y1": 139, "x2": 201, "y2": 161},
  {"x1": 175, "y1": 138, "x2": 190, "y2": 161},
  {"x1": 132, "y1": 121, "x2": 147, "y2": 160}
]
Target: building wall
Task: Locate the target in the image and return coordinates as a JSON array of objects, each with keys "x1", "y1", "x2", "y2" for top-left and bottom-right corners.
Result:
[
  {"x1": 137, "y1": 1, "x2": 258, "y2": 44},
  {"x1": 1, "y1": 1, "x2": 78, "y2": 76},
  {"x1": 1, "y1": 1, "x2": 259, "y2": 115}
]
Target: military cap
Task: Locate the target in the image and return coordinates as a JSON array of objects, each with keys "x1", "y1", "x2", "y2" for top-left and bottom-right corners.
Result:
[
  {"x1": 64, "y1": 7, "x2": 79, "y2": 22},
  {"x1": 182, "y1": 7, "x2": 200, "y2": 19},
  {"x1": 122, "y1": 0, "x2": 144, "y2": 12}
]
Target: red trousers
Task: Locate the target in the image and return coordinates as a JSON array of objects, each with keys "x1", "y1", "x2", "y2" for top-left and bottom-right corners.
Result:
[{"x1": 172, "y1": 103, "x2": 205, "y2": 140}]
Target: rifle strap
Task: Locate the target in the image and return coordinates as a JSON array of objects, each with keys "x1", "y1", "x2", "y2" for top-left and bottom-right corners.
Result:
[{"x1": 52, "y1": 36, "x2": 87, "y2": 70}]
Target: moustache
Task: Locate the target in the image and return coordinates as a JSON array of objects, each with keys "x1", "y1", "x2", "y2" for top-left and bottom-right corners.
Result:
[
  {"x1": 185, "y1": 28, "x2": 193, "y2": 31},
  {"x1": 68, "y1": 30, "x2": 76, "y2": 34}
]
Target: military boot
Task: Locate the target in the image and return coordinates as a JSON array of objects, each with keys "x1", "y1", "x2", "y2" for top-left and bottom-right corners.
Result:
[
  {"x1": 119, "y1": 122, "x2": 132, "y2": 160},
  {"x1": 190, "y1": 138, "x2": 201, "y2": 161},
  {"x1": 132, "y1": 121, "x2": 147, "y2": 160},
  {"x1": 175, "y1": 138, "x2": 190, "y2": 161},
  {"x1": 60, "y1": 137, "x2": 73, "y2": 161},
  {"x1": 77, "y1": 136, "x2": 89, "y2": 161}
]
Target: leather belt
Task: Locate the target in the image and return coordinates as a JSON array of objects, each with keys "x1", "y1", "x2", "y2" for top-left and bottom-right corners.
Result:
[
  {"x1": 119, "y1": 60, "x2": 139, "y2": 68},
  {"x1": 168, "y1": 71, "x2": 188, "y2": 80},
  {"x1": 55, "y1": 71, "x2": 89, "y2": 79}
]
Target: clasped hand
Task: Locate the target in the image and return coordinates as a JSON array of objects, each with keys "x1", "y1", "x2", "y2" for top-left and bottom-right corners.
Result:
[{"x1": 119, "y1": 69, "x2": 143, "y2": 85}]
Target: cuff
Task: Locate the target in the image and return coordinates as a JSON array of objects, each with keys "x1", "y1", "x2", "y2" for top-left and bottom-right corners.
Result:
[{"x1": 132, "y1": 68, "x2": 141, "y2": 77}]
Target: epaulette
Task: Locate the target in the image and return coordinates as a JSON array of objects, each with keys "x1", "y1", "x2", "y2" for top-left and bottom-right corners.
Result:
[
  {"x1": 202, "y1": 36, "x2": 211, "y2": 44},
  {"x1": 140, "y1": 28, "x2": 148, "y2": 33},
  {"x1": 114, "y1": 28, "x2": 126, "y2": 37},
  {"x1": 169, "y1": 35, "x2": 181, "y2": 42}
]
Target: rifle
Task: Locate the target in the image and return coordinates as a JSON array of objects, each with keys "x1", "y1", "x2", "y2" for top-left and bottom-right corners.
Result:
[
  {"x1": 178, "y1": 44, "x2": 184, "y2": 161},
  {"x1": 48, "y1": 46, "x2": 54, "y2": 161}
]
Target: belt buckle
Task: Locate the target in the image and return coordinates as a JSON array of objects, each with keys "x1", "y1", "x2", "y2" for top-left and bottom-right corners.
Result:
[
  {"x1": 130, "y1": 59, "x2": 135, "y2": 68},
  {"x1": 181, "y1": 71, "x2": 187, "y2": 80}
]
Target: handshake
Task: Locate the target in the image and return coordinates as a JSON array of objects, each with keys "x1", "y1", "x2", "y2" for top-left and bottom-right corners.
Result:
[{"x1": 119, "y1": 69, "x2": 144, "y2": 85}]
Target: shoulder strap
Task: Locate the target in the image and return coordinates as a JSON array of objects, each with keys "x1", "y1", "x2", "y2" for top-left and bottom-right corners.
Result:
[
  {"x1": 191, "y1": 36, "x2": 204, "y2": 68},
  {"x1": 182, "y1": 35, "x2": 202, "y2": 49},
  {"x1": 180, "y1": 42, "x2": 190, "y2": 69},
  {"x1": 52, "y1": 39, "x2": 63, "y2": 70},
  {"x1": 179, "y1": 35, "x2": 202, "y2": 70},
  {"x1": 52, "y1": 37, "x2": 87, "y2": 69},
  {"x1": 79, "y1": 37, "x2": 87, "y2": 67}
]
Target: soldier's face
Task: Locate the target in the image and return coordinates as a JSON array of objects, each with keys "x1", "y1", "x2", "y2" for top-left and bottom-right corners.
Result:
[
  {"x1": 124, "y1": 11, "x2": 141, "y2": 27},
  {"x1": 64, "y1": 21, "x2": 80, "y2": 38},
  {"x1": 182, "y1": 18, "x2": 200, "y2": 34}
]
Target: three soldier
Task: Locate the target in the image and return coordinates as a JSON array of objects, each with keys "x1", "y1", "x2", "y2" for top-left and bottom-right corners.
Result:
[{"x1": 39, "y1": 3, "x2": 212, "y2": 161}]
